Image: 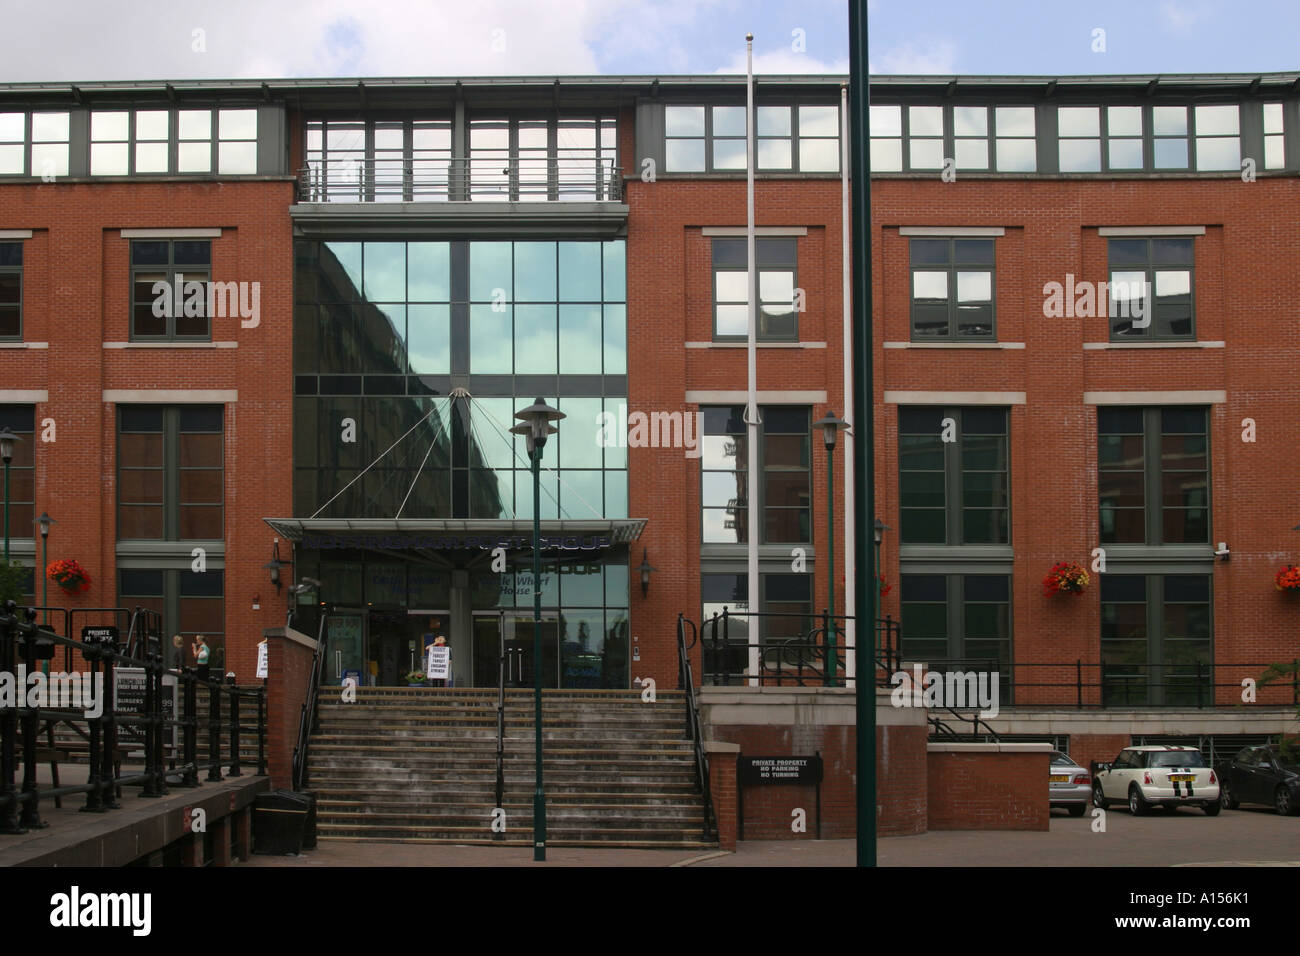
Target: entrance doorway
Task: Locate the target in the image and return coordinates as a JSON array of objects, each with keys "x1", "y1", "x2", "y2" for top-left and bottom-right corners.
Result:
[{"x1": 472, "y1": 611, "x2": 560, "y2": 689}]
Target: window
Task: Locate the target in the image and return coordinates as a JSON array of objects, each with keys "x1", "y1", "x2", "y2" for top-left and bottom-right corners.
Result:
[
  {"x1": 869, "y1": 104, "x2": 1035, "y2": 173},
  {"x1": 1264, "y1": 103, "x2": 1285, "y2": 169},
  {"x1": 89, "y1": 107, "x2": 257, "y2": 177},
  {"x1": 0, "y1": 405, "x2": 34, "y2": 538},
  {"x1": 119, "y1": 568, "x2": 225, "y2": 671},
  {"x1": 1101, "y1": 573, "x2": 1211, "y2": 706},
  {"x1": 909, "y1": 238, "x2": 994, "y2": 338},
  {"x1": 130, "y1": 239, "x2": 212, "y2": 340},
  {"x1": 1107, "y1": 236, "x2": 1194, "y2": 340},
  {"x1": 900, "y1": 574, "x2": 1012, "y2": 700},
  {"x1": 701, "y1": 405, "x2": 810, "y2": 544},
  {"x1": 1098, "y1": 406, "x2": 1208, "y2": 546},
  {"x1": 117, "y1": 406, "x2": 223, "y2": 541},
  {"x1": 712, "y1": 238, "x2": 797, "y2": 341},
  {"x1": 701, "y1": 571, "x2": 813, "y2": 682},
  {"x1": 0, "y1": 242, "x2": 20, "y2": 339},
  {"x1": 0, "y1": 111, "x2": 70, "y2": 177},
  {"x1": 89, "y1": 110, "x2": 175, "y2": 175},
  {"x1": 1057, "y1": 106, "x2": 1145, "y2": 172},
  {"x1": 1151, "y1": 104, "x2": 1240, "y2": 172},
  {"x1": 665, "y1": 103, "x2": 838, "y2": 173},
  {"x1": 899, "y1": 406, "x2": 1008, "y2": 545},
  {"x1": 466, "y1": 114, "x2": 617, "y2": 201}
]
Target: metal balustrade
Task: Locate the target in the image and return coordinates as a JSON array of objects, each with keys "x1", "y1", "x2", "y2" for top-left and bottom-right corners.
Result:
[{"x1": 298, "y1": 154, "x2": 623, "y2": 203}]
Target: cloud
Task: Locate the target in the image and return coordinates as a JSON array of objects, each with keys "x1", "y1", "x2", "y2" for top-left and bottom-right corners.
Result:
[
  {"x1": 873, "y1": 39, "x2": 958, "y2": 75},
  {"x1": 714, "y1": 47, "x2": 849, "y2": 75},
  {"x1": 1160, "y1": 1, "x2": 1211, "y2": 32}
]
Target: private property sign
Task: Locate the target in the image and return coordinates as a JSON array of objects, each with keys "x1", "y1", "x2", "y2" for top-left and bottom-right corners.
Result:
[
  {"x1": 737, "y1": 754, "x2": 824, "y2": 840},
  {"x1": 738, "y1": 755, "x2": 823, "y2": 785}
]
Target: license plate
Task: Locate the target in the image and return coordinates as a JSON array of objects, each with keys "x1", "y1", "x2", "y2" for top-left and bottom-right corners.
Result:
[
  {"x1": 1050, "y1": 774, "x2": 1069, "y2": 782},
  {"x1": 1170, "y1": 774, "x2": 1194, "y2": 782}
]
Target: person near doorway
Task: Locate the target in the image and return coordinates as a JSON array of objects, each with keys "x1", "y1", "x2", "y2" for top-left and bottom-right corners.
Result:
[
  {"x1": 193, "y1": 636, "x2": 211, "y2": 683},
  {"x1": 427, "y1": 635, "x2": 452, "y2": 687}
]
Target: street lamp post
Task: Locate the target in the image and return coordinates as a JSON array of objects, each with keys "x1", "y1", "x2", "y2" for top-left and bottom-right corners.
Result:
[
  {"x1": 511, "y1": 397, "x2": 564, "y2": 863},
  {"x1": 0, "y1": 427, "x2": 20, "y2": 562},
  {"x1": 813, "y1": 412, "x2": 850, "y2": 686},
  {"x1": 36, "y1": 513, "x2": 55, "y2": 624}
]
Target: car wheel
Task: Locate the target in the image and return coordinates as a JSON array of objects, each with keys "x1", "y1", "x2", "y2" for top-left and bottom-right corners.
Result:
[
  {"x1": 1277, "y1": 786, "x2": 1299, "y2": 817},
  {"x1": 1068, "y1": 803, "x2": 1086, "y2": 818},
  {"x1": 1128, "y1": 784, "x2": 1150, "y2": 816},
  {"x1": 1092, "y1": 782, "x2": 1109, "y2": 809},
  {"x1": 1203, "y1": 800, "x2": 1220, "y2": 816},
  {"x1": 1220, "y1": 782, "x2": 1239, "y2": 810}
]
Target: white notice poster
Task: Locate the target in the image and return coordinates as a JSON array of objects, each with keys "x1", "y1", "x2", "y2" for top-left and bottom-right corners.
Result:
[
  {"x1": 256, "y1": 641, "x2": 269, "y2": 679},
  {"x1": 426, "y1": 646, "x2": 450, "y2": 680}
]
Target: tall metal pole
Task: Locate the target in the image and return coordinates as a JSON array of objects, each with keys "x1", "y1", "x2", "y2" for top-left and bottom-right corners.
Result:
[
  {"x1": 840, "y1": 84, "x2": 857, "y2": 679},
  {"x1": 744, "y1": 32, "x2": 761, "y2": 686},
  {"x1": 848, "y1": 0, "x2": 877, "y2": 868},
  {"x1": 531, "y1": 440, "x2": 546, "y2": 861},
  {"x1": 826, "y1": 442, "x2": 836, "y2": 686},
  {"x1": 2, "y1": 458, "x2": 9, "y2": 562}
]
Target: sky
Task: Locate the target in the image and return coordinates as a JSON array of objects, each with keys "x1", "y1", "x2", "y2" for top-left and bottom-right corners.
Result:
[{"x1": 0, "y1": 0, "x2": 1297, "y2": 82}]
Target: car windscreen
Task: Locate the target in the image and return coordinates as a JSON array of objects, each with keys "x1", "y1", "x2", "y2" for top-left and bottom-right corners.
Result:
[
  {"x1": 1148, "y1": 751, "x2": 1205, "y2": 768},
  {"x1": 1050, "y1": 752, "x2": 1078, "y2": 766}
]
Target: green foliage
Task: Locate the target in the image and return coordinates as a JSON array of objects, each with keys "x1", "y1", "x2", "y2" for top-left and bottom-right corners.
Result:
[{"x1": 0, "y1": 560, "x2": 32, "y2": 607}]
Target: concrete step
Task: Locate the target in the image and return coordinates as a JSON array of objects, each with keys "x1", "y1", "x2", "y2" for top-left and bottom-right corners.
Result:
[{"x1": 315, "y1": 825, "x2": 711, "y2": 845}]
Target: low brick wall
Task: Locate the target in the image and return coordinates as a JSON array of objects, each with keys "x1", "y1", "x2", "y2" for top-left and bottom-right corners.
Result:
[
  {"x1": 927, "y1": 743, "x2": 1051, "y2": 831},
  {"x1": 699, "y1": 686, "x2": 929, "y2": 839},
  {"x1": 264, "y1": 625, "x2": 319, "y2": 789}
]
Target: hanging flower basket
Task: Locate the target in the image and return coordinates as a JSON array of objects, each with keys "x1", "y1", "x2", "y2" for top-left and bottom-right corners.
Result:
[
  {"x1": 1043, "y1": 561, "x2": 1089, "y2": 597},
  {"x1": 1275, "y1": 565, "x2": 1300, "y2": 592},
  {"x1": 878, "y1": 574, "x2": 893, "y2": 597},
  {"x1": 47, "y1": 559, "x2": 92, "y2": 593}
]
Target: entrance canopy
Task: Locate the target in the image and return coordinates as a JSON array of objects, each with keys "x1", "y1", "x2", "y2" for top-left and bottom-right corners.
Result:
[{"x1": 263, "y1": 517, "x2": 646, "y2": 569}]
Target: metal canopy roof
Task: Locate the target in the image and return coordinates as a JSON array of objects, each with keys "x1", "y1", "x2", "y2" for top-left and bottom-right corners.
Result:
[{"x1": 263, "y1": 517, "x2": 647, "y2": 546}]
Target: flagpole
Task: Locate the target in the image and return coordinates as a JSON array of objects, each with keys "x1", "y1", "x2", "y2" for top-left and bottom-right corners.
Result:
[
  {"x1": 841, "y1": 83, "x2": 856, "y2": 680},
  {"x1": 745, "y1": 32, "x2": 760, "y2": 687}
]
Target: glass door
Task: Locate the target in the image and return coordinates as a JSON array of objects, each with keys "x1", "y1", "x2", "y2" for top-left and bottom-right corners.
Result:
[
  {"x1": 472, "y1": 612, "x2": 558, "y2": 688},
  {"x1": 326, "y1": 613, "x2": 365, "y2": 685}
]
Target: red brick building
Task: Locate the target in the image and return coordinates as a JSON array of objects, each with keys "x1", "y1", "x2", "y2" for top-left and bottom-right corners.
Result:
[{"x1": 2, "y1": 72, "x2": 1298, "y2": 782}]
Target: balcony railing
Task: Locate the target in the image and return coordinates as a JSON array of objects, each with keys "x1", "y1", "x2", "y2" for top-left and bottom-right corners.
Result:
[{"x1": 298, "y1": 154, "x2": 623, "y2": 203}]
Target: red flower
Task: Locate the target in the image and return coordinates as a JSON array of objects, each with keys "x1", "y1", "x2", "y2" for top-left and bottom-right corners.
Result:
[
  {"x1": 1043, "y1": 561, "x2": 1089, "y2": 597},
  {"x1": 47, "y1": 559, "x2": 92, "y2": 593}
]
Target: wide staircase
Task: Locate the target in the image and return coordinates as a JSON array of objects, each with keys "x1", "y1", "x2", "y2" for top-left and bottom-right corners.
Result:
[{"x1": 305, "y1": 688, "x2": 717, "y2": 848}]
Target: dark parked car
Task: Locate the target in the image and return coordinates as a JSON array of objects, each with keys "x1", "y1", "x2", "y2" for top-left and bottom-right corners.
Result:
[{"x1": 1216, "y1": 745, "x2": 1300, "y2": 815}]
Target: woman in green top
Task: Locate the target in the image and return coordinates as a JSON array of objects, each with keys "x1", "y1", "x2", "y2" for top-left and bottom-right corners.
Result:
[{"x1": 193, "y1": 636, "x2": 211, "y2": 682}]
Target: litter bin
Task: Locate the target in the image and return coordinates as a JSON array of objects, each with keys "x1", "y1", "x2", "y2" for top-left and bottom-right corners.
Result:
[
  {"x1": 253, "y1": 790, "x2": 311, "y2": 855},
  {"x1": 300, "y1": 790, "x2": 318, "y2": 850}
]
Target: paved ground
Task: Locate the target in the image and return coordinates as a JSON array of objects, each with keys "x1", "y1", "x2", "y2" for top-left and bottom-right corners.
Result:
[{"x1": 244, "y1": 806, "x2": 1300, "y2": 867}]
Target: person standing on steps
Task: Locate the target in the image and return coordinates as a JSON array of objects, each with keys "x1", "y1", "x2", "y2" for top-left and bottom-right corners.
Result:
[{"x1": 193, "y1": 635, "x2": 211, "y2": 683}]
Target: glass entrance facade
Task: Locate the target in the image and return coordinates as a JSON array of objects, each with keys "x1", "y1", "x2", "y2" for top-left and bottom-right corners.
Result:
[{"x1": 293, "y1": 236, "x2": 631, "y2": 688}]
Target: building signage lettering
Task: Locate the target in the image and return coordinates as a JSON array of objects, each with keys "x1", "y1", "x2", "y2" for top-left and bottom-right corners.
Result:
[
  {"x1": 738, "y1": 756, "x2": 823, "y2": 786},
  {"x1": 301, "y1": 533, "x2": 612, "y2": 551}
]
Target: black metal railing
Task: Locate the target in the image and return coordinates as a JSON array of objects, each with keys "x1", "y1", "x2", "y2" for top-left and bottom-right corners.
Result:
[
  {"x1": 884, "y1": 658, "x2": 1300, "y2": 710},
  {"x1": 291, "y1": 612, "x2": 331, "y2": 792},
  {"x1": 675, "y1": 615, "x2": 716, "y2": 842},
  {"x1": 298, "y1": 154, "x2": 623, "y2": 204},
  {"x1": 692, "y1": 609, "x2": 899, "y2": 687},
  {"x1": 0, "y1": 600, "x2": 266, "y2": 835},
  {"x1": 495, "y1": 608, "x2": 506, "y2": 814}
]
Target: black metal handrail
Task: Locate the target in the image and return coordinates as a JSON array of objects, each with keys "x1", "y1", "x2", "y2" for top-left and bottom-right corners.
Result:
[
  {"x1": 912, "y1": 657, "x2": 1300, "y2": 710},
  {"x1": 0, "y1": 600, "x2": 266, "y2": 835},
  {"x1": 675, "y1": 614, "x2": 717, "y2": 842},
  {"x1": 694, "y1": 609, "x2": 899, "y2": 687},
  {"x1": 291, "y1": 611, "x2": 331, "y2": 791},
  {"x1": 495, "y1": 609, "x2": 506, "y2": 814}
]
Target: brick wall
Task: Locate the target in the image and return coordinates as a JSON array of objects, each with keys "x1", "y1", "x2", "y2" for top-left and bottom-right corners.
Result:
[
  {"x1": 265, "y1": 626, "x2": 317, "y2": 788},
  {"x1": 927, "y1": 744, "x2": 1051, "y2": 831},
  {"x1": 0, "y1": 179, "x2": 296, "y2": 683}
]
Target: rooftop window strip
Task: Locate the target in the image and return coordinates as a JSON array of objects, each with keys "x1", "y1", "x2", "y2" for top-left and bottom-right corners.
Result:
[{"x1": 1264, "y1": 102, "x2": 1285, "y2": 168}]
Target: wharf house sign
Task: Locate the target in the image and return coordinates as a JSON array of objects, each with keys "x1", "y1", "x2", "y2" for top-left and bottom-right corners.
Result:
[{"x1": 300, "y1": 533, "x2": 612, "y2": 551}]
